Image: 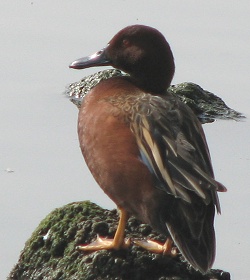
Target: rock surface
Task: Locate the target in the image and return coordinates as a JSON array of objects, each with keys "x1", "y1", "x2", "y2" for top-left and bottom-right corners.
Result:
[
  {"x1": 65, "y1": 69, "x2": 244, "y2": 124},
  {"x1": 8, "y1": 201, "x2": 230, "y2": 280}
]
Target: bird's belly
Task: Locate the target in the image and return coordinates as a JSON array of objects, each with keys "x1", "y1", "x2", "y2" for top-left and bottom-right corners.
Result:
[{"x1": 78, "y1": 101, "x2": 163, "y2": 223}]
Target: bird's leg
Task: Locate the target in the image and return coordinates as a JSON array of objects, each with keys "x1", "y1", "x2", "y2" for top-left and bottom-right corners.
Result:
[
  {"x1": 133, "y1": 237, "x2": 177, "y2": 256},
  {"x1": 77, "y1": 208, "x2": 131, "y2": 251}
]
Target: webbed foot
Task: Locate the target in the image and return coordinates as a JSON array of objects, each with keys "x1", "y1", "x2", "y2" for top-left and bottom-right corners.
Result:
[
  {"x1": 77, "y1": 234, "x2": 131, "y2": 251},
  {"x1": 134, "y1": 237, "x2": 177, "y2": 255}
]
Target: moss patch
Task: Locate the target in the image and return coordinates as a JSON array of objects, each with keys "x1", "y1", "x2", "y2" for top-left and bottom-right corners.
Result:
[
  {"x1": 65, "y1": 69, "x2": 244, "y2": 123},
  {"x1": 8, "y1": 201, "x2": 230, "y2": 280},
  {"x1": 168, "y1": 82, "x2": 244, "y2": 123}
]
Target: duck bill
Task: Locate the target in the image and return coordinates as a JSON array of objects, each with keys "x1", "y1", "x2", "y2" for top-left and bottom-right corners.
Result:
[{"x1": 69, "y1": 47, "x2": 110, "y2": 69}]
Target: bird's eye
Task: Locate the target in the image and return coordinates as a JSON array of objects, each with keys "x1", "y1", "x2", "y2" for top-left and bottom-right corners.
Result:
[{"x1": 122, "y1": 39, "x2": 130, "y2": 47}]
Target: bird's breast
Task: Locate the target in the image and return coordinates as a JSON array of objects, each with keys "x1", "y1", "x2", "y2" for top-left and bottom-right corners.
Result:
[{"x1": 77, "y1": 78, "x2": 162, "y2": 218}]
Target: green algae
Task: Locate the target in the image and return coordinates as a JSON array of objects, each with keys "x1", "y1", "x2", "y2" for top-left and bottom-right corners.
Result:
[
  {"x1": 167, "y1": 82, "x2": 245, "y2": 123},
  {"x1": 65, "y1": 69, "x2": 244, "y2": 124},
  {"x1": 8, "y1": 201, "x2": 230, "y2": 280}
]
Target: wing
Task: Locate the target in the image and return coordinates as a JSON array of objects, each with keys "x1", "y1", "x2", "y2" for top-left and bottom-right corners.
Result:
[{"x1": 130, "y1": 93, "x2": 226, "y2": 213}]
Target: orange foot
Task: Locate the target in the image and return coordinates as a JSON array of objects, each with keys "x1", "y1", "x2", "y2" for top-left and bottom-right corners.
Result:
[
  {"x1": 77, "y1": 234, "x2": 131, "y2": 251},
  {"x1": 133, "y1": 237, "x2": 178, "y2": 256},
  {"x1": 77, "y1": 208, "x2": 130, "y2": 252}
]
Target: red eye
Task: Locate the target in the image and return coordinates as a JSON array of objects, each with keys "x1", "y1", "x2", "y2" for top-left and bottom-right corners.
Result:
[{"x1": 122, "y1": 39, "x2": 130, "y2": 47}]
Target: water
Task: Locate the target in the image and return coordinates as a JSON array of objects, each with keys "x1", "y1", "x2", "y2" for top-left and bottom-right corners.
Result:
[{"x1": 1, "y1": 2, "x2": 249, "y2": 279}]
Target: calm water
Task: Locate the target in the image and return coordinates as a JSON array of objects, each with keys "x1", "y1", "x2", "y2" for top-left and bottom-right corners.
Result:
[{"x1": 1, "y1": 2, "x2": 249, "y2": 279}]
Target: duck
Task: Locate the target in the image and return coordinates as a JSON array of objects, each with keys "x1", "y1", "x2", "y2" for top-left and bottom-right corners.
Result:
[{"x1": 69, "y1": 24, "x2": 227, "y2": 274}]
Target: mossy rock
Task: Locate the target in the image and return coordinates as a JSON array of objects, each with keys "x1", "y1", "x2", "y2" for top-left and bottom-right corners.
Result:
[
  {"x1": 8, "y1": 201, "x2": 230, "y2": 280},
  {"x1": 65, "y1": 69, "x2": 244, "y2": 124},
  {"x1": 168, "y1": 82, "x2": 244, "y2": 123}
]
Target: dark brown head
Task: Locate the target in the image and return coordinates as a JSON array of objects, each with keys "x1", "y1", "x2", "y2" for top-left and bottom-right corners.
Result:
[{"x1": 70, "y1": 25, "x2": 175, "y2": 93}]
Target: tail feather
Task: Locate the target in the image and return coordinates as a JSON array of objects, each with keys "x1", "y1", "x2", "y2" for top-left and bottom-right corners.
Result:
[
  {"x1": 166, "y1": 201, "x2": 216, "y2": 274},
  {"x1": 144, "y1": 189, "x2": 217, "y2": 274}
]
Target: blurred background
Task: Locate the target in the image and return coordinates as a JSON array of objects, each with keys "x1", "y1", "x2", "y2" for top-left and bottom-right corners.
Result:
[{"x1": 1, "y1": 1, "x2": 249, "y2": 279}]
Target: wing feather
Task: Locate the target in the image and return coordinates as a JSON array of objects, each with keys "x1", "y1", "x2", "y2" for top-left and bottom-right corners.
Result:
[{"x1": 130, "y1": 93, "x2": 224, "y2": 212}]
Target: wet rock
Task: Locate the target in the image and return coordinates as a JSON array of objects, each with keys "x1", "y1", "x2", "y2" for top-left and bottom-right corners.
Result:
[
  {"x1": 65, "y1": 69, "x2": 244, "y2": 123},
  {"x1": 168, "y1": 82, "x2": 244, "y2": 123},
  {"x1": 8, "y1": 201, "x2": 230, "y2": 280}
]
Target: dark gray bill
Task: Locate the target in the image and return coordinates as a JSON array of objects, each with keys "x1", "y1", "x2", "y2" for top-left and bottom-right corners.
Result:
[{"x1": 69, "y1": 47, "x2": 110, "y2": 69}]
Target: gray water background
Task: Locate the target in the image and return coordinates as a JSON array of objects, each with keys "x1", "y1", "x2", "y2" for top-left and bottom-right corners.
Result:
[{"x1": 1, "y1": 1, "x2": 250, "y2": 279}]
